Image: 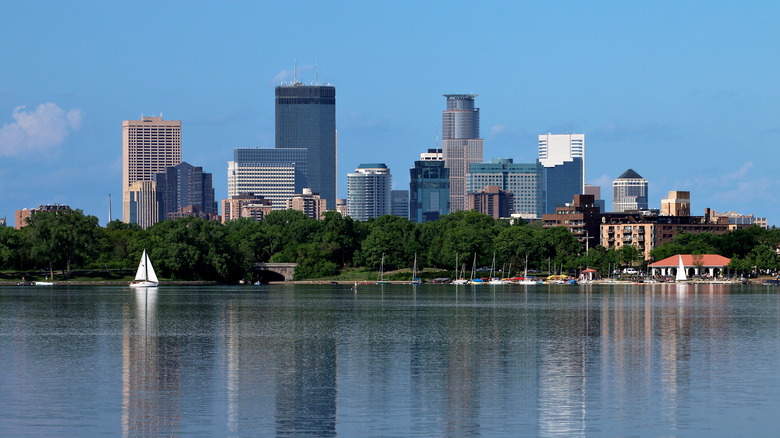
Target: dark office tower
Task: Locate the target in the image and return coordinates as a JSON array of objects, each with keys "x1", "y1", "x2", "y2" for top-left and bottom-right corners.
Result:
[
  {"x1": 391, "y1": 190, "x2": 410, "y2": 219},
  {"x1": 409, "y1": 149, "x2": 450, "y2": 223},
  {"x1": 441, "y1": 94, "x2": 484, "y2": 212},
  {"x1": 154, "y1": 162, "x2": 217, "y2": 220},
  {"x1": 275, "y1": 83, "x2": 337, "y2": 209},
  {"x1": 538, "y1": 133, "x2": 585, "y2": 214}
]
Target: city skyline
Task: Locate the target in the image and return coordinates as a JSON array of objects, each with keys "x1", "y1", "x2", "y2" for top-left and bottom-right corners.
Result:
[{"x1": 1, "y1": 2, "x2": 779, "y2": 225}]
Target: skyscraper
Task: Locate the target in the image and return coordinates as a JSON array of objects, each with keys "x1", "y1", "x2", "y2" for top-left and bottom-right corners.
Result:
[
  {"x1": 227, "y1": 148, "x2": 308, "y2": 210},
  {"x1": 466, "y1": 158, "x2": 543, "y2": 218},
  {"x1": 442, "y1": 94, "x2": 484, "y2": 212},
  {"x1": 122, "y1": 116, "x2": 181, "y2": 224},
  {"x1": 612, "y1": 169, "x2": 648, "y2": 212},
  {"x1": 347, "y1": 163, "x2": 391, "y2": 221},
  {"x1": 391, "y1": 190, "x2": 409, "y2": 219},
  {"x1": 124, "y1": 181, "x2": 159, "y2": 229},
  {"x1": 409, "y1": 149, "x2": 450, "y2": 223},
  {"x1": 538, "y1": 133, "x2": 585, "y2": 214},
  {"x1": 276, "y1": 83, "x2": 336, "y2": 209},
  {"x1": 154, "y1": 162, "x2": 217, "y2": 220}
]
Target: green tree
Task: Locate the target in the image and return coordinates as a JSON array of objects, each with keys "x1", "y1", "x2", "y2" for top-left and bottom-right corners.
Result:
[
  {"x1": 0, "y1": 226, "x2": 22, "y2": 269},
  {"x1": 25, "y1": 210, "x2": 100, "y2": 276},
  {"x1": 354, "y1": 215, "x2": 419, "y2": 270}
]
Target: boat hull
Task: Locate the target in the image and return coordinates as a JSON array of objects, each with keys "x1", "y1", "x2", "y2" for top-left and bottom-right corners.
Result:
[{"x1": 130, "y1": 281, "x2": 159, "y2": 288}]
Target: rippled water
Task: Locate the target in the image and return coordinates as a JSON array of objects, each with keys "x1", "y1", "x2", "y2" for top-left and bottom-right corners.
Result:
[{"x1": 1, "y1": 283, "x2": 779, "y2": 436}]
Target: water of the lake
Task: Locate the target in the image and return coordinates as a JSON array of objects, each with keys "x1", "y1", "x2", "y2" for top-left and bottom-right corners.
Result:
[{"x1": 1, "y1": 283, "x2": 779, "y2": 437}]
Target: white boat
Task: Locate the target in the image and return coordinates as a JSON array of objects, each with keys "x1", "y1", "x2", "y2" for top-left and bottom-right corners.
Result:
[
  {"x1": 452, "y1": 254, "x2": 469, "y2": 285},
  {"x1": 130, "y1": 249, "x2": 159, "y2": 288},
  {"x1": 33, "y1": 281, "x2": 54, "y2": 286},
  {"x1": 411, "y1": 254, "x2": 422, "y2": 285},
  {"x1": 675, "y1": 255, "x2": 687, "y2": 282}
]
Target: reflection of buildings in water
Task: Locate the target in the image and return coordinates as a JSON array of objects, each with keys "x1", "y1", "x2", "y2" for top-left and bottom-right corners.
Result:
[
  {"x1": 222, "y1": 300, "x2": 276, "y2": 435},
  {"x1": 444, "y1": 308, "x2": 481, "y2": 437},
  {"x1": 538, "y1": 292, "x2": 594, "y2": 437},
  {"x1": 122, "y1": 288, "x2": 182, "y2": 436},
  {"x1": 274, "y1": 303, "x2": 337, "y2": 437},
  {"x1": 594, "y1": 284, "x2": 730, "y2": 429}
]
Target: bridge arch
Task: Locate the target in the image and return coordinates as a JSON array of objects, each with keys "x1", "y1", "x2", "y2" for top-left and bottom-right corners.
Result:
[{"x1": 253, "y1": 263, "x2": 298, "y2": 282}]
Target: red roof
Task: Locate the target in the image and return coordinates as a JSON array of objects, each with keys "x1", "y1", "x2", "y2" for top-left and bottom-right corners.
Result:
[
  {"x1": 582, "y1": 268, "x2": 598, "y2": 273},
  {"x1": 649, "y1": 254, "x2": 730, "y2": 267}
]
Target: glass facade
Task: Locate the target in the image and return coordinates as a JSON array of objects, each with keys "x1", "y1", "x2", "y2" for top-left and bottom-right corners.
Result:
[
  {"x1": 542, "y1": 158, "x2": 584, "y2": 214},
  {"x1": 409, "y1": 159, "x2": 450, "y2": 223},
  {"x1": 228, "y1": 148, "x2": 308, "y2": 210},
  {"x1": 467, "y1": 159, "x2": 543, "y2": 218},
  {"x1": 275, "y1": 85, "x2": 336, "y2": 209},
  {"x1": 154, "y1": 162, "x2": 217, "y2": 220}
]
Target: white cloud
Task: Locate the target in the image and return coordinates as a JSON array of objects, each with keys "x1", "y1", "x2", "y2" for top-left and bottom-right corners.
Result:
[
  {"x1": 0, "y1": 103, "x2": 83, "y2": 157},
  {"x1": 490, "y1": 123, "x2": 507, "y2": 136}
]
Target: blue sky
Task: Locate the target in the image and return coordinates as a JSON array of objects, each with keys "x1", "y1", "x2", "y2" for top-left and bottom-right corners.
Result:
[{"x1": 2, "y1": 1, "x2": 779, "y2": 225}]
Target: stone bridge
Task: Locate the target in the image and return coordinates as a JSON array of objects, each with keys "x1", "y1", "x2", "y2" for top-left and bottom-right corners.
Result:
[{"x1": 253, "y1": 263, "x2": 298, "y2": 282}]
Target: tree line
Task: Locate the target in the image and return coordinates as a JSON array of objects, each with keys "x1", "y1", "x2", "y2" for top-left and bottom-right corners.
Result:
[{"x1": 1, "y1": 209, "x2": 777, "y2": 281}]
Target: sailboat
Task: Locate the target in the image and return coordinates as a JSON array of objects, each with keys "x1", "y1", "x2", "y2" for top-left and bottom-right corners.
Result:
[
  {"x1": 377, "y1": 253, "x2": 390, "y2": 284},
  {"x1": 489, "y1": 252, "x2": 503, "y2": 285},
  {"x1": 130, "y1": 249, "x2": 159, "y2": 288},
  {"x1": 411, "y1": 254, "x2": 422, "y2": 285},
  {"x1": 452, "y1": 253, "x2": 469, "y2": 285},
  {"x1": 469, "y1": 253, "x2": 484, "y2": 284},
  {"x1": 675, "y1": 255, "x2": 687, "y2": 282}
]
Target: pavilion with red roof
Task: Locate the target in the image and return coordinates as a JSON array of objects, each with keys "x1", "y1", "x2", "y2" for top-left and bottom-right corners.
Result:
[{"x1": 648, "y1": 254, "x2": 731, "y2": 278}]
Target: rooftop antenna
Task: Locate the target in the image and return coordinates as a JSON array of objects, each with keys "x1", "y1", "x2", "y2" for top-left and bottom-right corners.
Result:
[
  {"x1": 435, "y1": 128, "x2": 439, "y2": 149},
  {"x1": 293, "y1": 60, "x2": 297, "y2": 84},
  {"x1": 315, "y1": 59, "x2": 319, "y2": 84}
]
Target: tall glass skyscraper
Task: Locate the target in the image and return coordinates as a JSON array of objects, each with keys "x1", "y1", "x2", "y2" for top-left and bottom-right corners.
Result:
[
  {"x1": 275, "y1": 83, "x2": 336, "y2": 209},
  {"x1": 409, "y1": 149, "x2": 450, "y2": 223},
  {"x1": 442, "y1": 95, "x2": 484, "y2": 212},
  {"x1": 538, "y1": 133, "x2": 585, "y2": 214}
]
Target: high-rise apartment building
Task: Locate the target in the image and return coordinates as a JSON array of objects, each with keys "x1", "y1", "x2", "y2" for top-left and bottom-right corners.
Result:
[
  {"x1": 227, "y1": 148, "x2": 308, "y2": 210},
  {"x1": 466, "y1": 158, "x2": 543, "y2": 218},
  {"x1": 154, "y1": 162, "x2": 217, "y2": 220},
  {"x1": 221, "y1": 194, "x2": 273, "y2": 223},
  {"x1": 538, "y1": 133, "x2": 585, "y2": 214},
  {"x1": 276, "y1": 83, "x2": 337, "y2": 209},
  {"x1": 122, "y1": 116, "x2": 181, "y2": 224},
  {"x1": 347, "y1": 163, "x2": 391, "y2": 221},
  {"x1": 409, "y1": 149, "x2": 450, "y2": 223},
  {"x1": 612, "y1": 169, "x2": 648, "y2": 212},
  {"x1": 467, "y1": 185, "x2": 513, "y2": 219},
  {"x1": 287, "y1": 188, "x2": 327, "y2": 220},
  {"x1": 14, "y1": 204, "x2": 71, "y2": 230},
  {"x1": 441, "y1": 94, "x2": 484, "y2": 212}
]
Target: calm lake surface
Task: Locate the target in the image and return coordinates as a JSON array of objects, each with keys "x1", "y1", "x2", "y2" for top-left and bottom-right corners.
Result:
[{"x1": 1, "y1": 283, "x2": 779, "y2": 437}]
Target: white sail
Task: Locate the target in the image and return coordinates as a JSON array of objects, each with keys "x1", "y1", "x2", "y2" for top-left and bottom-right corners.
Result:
[
  {"x1": 131, "y1": 249, "x2": 159, "y2": 287},
  {"x1": 676, "y1": 255, "x2": 687, "y2": 282},
  {"x1": 146, "y1": 253, "x2": 159, "y2": 283},
  {"x1": 134, "y1": 250, "x2": 148, "y2": 281}
]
